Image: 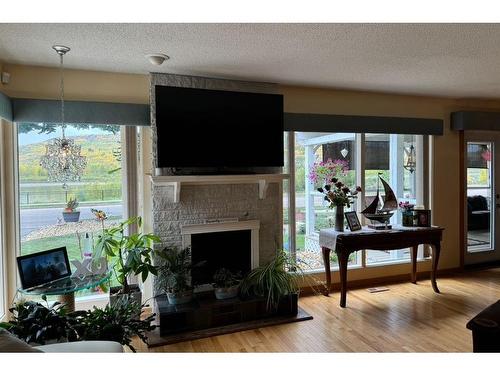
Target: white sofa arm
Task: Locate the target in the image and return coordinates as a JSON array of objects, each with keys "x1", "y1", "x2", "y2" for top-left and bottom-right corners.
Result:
[{"x1": 39, "y1": 341, "x2": 124, "y2": 353}]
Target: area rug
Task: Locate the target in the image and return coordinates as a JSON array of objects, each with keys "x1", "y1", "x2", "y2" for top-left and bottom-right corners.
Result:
[{"x1": 146, "y1": 307, "x2": 313, "y2": 347}]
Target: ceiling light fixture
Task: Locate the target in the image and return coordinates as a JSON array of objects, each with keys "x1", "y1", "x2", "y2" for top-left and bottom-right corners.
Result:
[
  {"x1": 145, "y1": 53, "x2": 170, "y2": 66},
  {"x1": 403, "y1": 144, "x2": 416, "y2": 173},
  {"x1": 40, "y1": 45, "x2": 87, "y2": 189}
]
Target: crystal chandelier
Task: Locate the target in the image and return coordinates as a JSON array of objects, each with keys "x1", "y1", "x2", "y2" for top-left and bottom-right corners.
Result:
[{"x1": 40, "y1": 45, "x2": 87, "y2": 189}]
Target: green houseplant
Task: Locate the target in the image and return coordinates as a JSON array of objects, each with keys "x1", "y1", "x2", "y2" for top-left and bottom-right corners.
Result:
[
  {"x1": 72, "y1": 299, "x2": 155, "y2": 352},
  {"x1": 62, "y1": 197, "x2": 80, "y2": 222},
  {"x1": 0, "y1": 297, "x2": 80, "y2": 345},
  {"x1": 213, "y1": 268, "x2": 242, "y2": 300},
  {"x1": 240, "y1": 249, "x2": 305, "y2": 313},
  {"x1": 157, "y1": 247, "x2": 203, "y2": 305},
  {"x1": 0, "y1": 298, "x2": 155, "y2": 352},
  {"x1": 94, "y1": 216, "x2": 160, "y2": 305}
]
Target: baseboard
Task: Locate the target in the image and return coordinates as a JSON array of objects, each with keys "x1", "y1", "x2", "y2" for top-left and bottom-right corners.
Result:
[
  {"x1": 464, "y1": 260, "x2": 500, "y2": 271},
  {"x1": 299, "y1": 267, "x2": 463, "y2": 296}
]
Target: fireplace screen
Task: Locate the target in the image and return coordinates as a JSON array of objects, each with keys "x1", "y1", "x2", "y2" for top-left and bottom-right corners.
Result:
[{"x1": 190, "y1": 229, "x2": 252, "y2": 286}]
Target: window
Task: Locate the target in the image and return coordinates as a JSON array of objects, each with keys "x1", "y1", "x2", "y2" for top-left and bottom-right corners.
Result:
[
  {"x1": 0, "y1": 192, "x2": 4, "y2": 319},
  {"x1": 16, "y1": 123, "x2": 127, "y2": 298},
  {"x1": 364, "y1": 134, "x2": 420, "y2": 264},
  {"x1": 284, "y1": 131, "x2": 427, "y2": 271},
  {"x1": 466, "y1": 142, "x2": 493, "y2": 251}
]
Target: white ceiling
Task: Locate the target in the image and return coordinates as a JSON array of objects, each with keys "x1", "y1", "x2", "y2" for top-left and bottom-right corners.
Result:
[{"x1": 1, "y1": 23, "x2": 500, "y2": 98}]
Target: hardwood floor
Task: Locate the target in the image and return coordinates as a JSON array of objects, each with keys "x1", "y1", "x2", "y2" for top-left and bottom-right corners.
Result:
[{"x1": 131, "y1": 268, "x2": 500, "y2": 352}]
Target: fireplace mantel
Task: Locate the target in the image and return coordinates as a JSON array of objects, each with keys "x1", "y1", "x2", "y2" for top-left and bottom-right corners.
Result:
[{"x1": 150, "y1": 173, "x2": 288, "y2": 203}]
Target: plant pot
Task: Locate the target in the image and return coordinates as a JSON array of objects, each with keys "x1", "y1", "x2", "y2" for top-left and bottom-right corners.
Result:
[
  {"x1": 214, "y1": 286, "x2": 239, "y2": 300},
  {"x1": 62, "y1": 211, "x2": 80, "y2": 223},
  {"x1": 109, "y1": 284, "x2": 142, "y2": 308},
  {"x1": 166, "y1": 290, "x2": 193, "y2": 305},
  {"x1": 402, "y1": 210, "x2": 414, "y2": 227}
]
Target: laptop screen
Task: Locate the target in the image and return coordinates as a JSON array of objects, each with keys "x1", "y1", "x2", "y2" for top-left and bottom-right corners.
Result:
[{"x1": 17, "y1": 247, "x2": 72, "y2": 289}]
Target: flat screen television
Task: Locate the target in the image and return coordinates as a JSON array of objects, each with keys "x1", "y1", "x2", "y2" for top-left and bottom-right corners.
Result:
[{"x1": 155, "y1": 86, "x2": 284, "y2": 169}]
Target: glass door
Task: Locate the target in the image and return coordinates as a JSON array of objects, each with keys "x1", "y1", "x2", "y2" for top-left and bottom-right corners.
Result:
[{"x1": 464, "y1": 131, "x2": 500, "y2": 265}]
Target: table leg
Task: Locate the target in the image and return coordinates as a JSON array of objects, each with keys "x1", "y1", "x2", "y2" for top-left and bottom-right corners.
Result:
[
  {"x1": 337, "y1": 248, "x2": 349, "y2": 308},
  {"x1": 431, "y1": 242, "x2": 441, "y2": 293},
  {"x1": 411, "y1": 245, "x2": 418, "y2": 284},
  {"x1": 321, "y1": 247, "x2": 331, "y2": 296},
  {"x1": 58, "y1": 292, "x2": 75, "y2": 312}
]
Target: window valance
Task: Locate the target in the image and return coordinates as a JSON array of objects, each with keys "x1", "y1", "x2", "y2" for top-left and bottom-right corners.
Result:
[
  {"x1": 284, "y1": 112, "x2": 443, "y2": 135},
  {"x1": 12, "y1": 99, "x2": 150, "y2": 126}
]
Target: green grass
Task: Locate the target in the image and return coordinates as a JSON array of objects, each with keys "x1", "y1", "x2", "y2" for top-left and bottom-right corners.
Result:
[{"x1": 21, "y1": 234, "x2": 82, "y2": 262}]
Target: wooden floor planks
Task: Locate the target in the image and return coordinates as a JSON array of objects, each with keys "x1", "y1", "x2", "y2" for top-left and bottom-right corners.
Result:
[{"x1": 132, "y1": 268, "x2": 500, "y2": 352}]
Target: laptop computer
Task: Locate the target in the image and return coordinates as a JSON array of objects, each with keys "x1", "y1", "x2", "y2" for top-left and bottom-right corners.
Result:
[{"x1": 17, "y1": 246, "x2": 72, "y2": 290}]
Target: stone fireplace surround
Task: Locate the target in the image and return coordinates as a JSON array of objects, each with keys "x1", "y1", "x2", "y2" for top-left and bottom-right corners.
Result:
[{"x1": 150, "y1": 73, "x2": 284, "y2": 293}]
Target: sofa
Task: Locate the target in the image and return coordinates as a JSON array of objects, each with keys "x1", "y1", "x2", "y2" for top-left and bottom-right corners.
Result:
[
  {"x1": 0, "y1": 328, "x2": 123, "y2": 353},
  {"x1": 467, "y1": 195, "x2": 490, "y2": 231}
]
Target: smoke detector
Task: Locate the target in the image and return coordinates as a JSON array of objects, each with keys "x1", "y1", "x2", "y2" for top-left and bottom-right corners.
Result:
[{"x1": 145, "y1": 53, "x2": 170, "y2": 66}]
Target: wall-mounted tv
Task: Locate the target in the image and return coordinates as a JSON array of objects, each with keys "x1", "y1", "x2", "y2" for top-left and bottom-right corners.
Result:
[{"x1": 155, "y1": 86, "x2": 284, "y2": 169}]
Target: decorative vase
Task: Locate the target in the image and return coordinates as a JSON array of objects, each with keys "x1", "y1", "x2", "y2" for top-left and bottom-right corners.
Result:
[
  {"x1": 402, "y1": 210, "x2": 414, "y2": 227},
  {"x1": 335, "y1": 204, "x2": 345, "y2": 232}
]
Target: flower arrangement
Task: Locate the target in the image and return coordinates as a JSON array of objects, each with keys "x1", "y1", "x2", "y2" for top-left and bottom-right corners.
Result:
[
  {"x1": 399, "y1": 201, "x2": 415, "y2": 211},
  {"x1": 317, "y1": 177, "x2": 362, "y2": 209},
  {"x1": 308, "y1": 158, "x2": 349, "y2": 185}
]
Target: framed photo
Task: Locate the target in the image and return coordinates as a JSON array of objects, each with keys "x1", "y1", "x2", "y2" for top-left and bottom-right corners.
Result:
[
  {"x1": 416, "y1": 209, "x2": 431, "y2": 227},
  {"x1": 345, "y1": 211, "x2": 362, "y2": 231}
]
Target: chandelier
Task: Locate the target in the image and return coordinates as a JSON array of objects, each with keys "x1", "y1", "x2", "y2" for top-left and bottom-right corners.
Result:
[{"x1": 40, "y1": 45, "x2": 87, "y2": 189}]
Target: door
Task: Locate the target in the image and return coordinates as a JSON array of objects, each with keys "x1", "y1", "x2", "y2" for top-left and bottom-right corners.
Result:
[{"x1": 464, "y1": 131, "x2": 500, "y2": 265}]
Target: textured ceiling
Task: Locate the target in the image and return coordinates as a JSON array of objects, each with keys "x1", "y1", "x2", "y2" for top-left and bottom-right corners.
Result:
[{"x1": 1, "y1": 23, "x2": 500, "y2": 98}]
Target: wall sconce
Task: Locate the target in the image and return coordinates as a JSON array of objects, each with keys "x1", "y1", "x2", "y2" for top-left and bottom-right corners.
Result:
[{"x1": 404, "y1": 144, "x2": 416, "y2": 173}]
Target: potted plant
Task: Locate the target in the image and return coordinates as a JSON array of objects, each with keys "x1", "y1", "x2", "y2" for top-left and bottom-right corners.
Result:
[
  {"x1": 157, "y1": 247, "x2": 203, "y2": 305},
  {"x1": 93, "y1": 216, "x2": 160, "y2": 306},
  {"x1": 1, "y1": 297, "x2": 155, "y2": 352},
  {"x1": 62, "y1": 197, "x2": 80, "y2": 222},
  {"x1": 399, "y1": 201, "x2": 415, "y2": 227},
  {"x1": 212, "y1": 268, "x2": 242, "y2": 300},
  {"x1": 0, "y1": 297, "x2": 80, "y2": 345},
  {"x1": 240, "y1": 249, "x2": 305, "y2": 314},
  {"x1": 71, "y1": 299, "x2": 155, "y2": 352},
  {"x1": 317, "y1": 177, "x2": 362, "y2": 232}
]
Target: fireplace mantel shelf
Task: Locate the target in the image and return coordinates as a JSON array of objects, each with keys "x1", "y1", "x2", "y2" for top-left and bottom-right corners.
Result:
[{"x1": 150, "y1": 173, "x2": 289, "y2": 203}]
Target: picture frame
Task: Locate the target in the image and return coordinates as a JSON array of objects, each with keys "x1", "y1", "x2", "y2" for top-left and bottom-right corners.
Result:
[
  {"x1": 345, "y1": 211, "x2": 362, "y2": 231},
  {"x1": 416, "y1": 209, "x2": 431, "y2": 227}
]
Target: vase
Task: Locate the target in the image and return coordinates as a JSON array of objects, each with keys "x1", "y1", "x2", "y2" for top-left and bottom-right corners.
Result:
[
  {"x1": 402, "y1": 210, "x2": 414, "y2": 227},
  {"x1": 335, "y1": 204, "x2": 345, "y2": 232}
]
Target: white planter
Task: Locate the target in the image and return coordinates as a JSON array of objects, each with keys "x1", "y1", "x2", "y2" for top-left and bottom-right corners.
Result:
[
  {"x1": 214, "y1": 286, "x2": 239, "y2": 300},
  {"x1": 109, "y1": 285, "x2": 142, "y2": 308},
  {"x1": 166, "y1": 290, "x2": 193, "y2": 305}
]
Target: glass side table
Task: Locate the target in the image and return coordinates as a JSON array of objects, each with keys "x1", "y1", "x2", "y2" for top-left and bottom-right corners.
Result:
[{"x1": 18, "y1": 273, "x2": 111, "y2": 312}]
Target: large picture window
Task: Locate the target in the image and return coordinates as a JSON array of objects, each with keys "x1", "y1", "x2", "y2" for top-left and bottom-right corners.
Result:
[
  {"x1": 16, "y1": 123, "x2": 128, "y2": 297},
  {"x1": 284, "y1": 131, "x2": 428, "y2": 271}
]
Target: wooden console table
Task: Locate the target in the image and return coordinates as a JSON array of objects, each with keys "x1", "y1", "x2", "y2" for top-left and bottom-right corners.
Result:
[{"x1": 319, "y1": 226, "x2": 444, "y2": 307}]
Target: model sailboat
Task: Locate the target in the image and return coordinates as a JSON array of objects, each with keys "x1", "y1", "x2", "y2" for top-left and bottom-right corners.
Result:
[{"x1": 362, "y1": 173, "x2": 398, "y2": 228}]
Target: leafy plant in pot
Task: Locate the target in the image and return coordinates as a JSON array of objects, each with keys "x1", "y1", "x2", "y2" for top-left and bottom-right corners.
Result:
[
  {"x1": 0, "y1": 297, "x2": 156, "y2": 352},
  {"x1": 212, "y1": 268, "x2": 242, "y2": 300},
  {"x1": 0, "y1": 297, "x2": 80, "y2": 345},
  {"x1": 156, "y1": 247, "x2": 203, "y2": 305},
  {"x1": 94, "y1": 216, "x2": 160, "y2": 306},
  {"x1": 62, "y1": 197, "x2": 80, "y2": 222},
  {"x1": 71, "y1": 299, "x2": 156, "y2": 352},
  {"x1": 240, "y1": 249, "x2": 307, "y2": 314}
]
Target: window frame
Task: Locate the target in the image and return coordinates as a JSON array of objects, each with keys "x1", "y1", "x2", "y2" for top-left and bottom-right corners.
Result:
[
  {"x1": 284, "y1": 131, "x2": 430, "y2": 272},
  {"x1": 11, "y1": 122, "x2": 139, "y2": 308}
]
